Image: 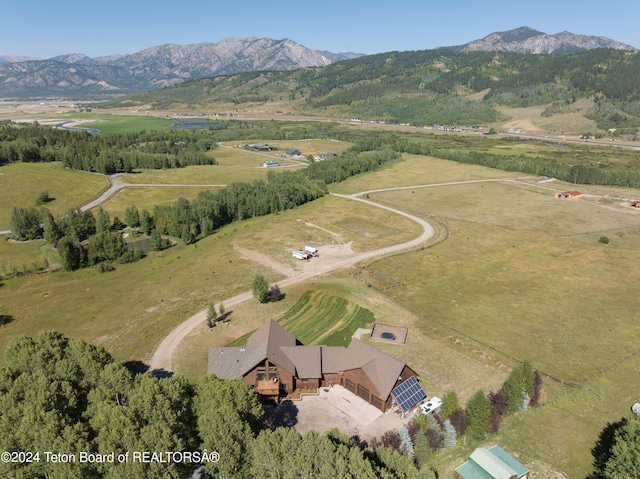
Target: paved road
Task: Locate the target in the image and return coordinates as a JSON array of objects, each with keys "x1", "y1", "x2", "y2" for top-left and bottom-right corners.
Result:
[{"x1": 148, "y1": 190, "x2": 436, "y2": 376}]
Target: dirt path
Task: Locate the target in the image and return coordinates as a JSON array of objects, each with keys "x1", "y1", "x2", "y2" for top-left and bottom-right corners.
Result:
[
  {"x1": 234, "y1": 245, "x2": 297, "y2": 277},
  {"x1": 148, "y1": 191, "x2": 436, "y2": 375}
]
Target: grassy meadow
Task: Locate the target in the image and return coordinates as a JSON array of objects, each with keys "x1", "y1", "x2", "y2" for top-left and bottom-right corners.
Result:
[{"x1": 0, "y1": 162, "x2": 108, "y2": 229}]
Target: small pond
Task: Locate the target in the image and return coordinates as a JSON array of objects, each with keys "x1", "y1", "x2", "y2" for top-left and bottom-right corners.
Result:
[
  {"x1": 380, "y1": 332, "x2": 396, "y2": 340},
  {"x1": 126, "y1": 237, "x2": 172, "y2": 254}
]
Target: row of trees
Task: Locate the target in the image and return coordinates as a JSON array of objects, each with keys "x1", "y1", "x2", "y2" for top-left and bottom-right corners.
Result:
[{"x1": 0, "y1": 331, "x2": 431, "y2": 479}]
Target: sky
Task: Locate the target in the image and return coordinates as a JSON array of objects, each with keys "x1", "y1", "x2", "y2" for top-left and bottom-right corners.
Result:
[{"x1": 2, "y1": 0, "x2": 640, "y2": 59}]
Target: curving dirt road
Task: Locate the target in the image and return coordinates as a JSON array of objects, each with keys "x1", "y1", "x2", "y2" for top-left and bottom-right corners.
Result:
[{"x1": 148, "y1": 191, "x2": 436, "y2": 375}]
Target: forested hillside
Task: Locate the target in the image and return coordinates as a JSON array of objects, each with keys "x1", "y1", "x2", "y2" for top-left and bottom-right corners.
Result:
[{"x1": 104, "y1": 48, "x2": 640, "y2": 130}]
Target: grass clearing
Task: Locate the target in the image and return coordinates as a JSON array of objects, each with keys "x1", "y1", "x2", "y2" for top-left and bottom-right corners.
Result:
[
  {"x1": 370, "y1": 180, "x2": 640, "y2": 236},
  {"x1": 356, "y1": 179, "x2": 640, "y2": 384},
  {"x1": 0, "y1": 162, "x2": 108, "y2": 229},
  {"x1": 330, "y1": 153, "x2": 521, "y2": 195},
  {"x1": 496, "y1": 100, "x2": 598, "y2": 134},
  {"x1": 0, "y1": 238, "x2": 47, "y2": 275}
]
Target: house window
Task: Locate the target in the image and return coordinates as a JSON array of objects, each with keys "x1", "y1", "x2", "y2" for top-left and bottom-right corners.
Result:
[{"x1": 281, "y1": 383, "x2": 289, "y2": 391}]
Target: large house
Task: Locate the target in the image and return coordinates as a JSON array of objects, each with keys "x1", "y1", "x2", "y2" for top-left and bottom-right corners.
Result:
[{"x1": 208, "y1": 319, "x2": 419, "y2": 412}]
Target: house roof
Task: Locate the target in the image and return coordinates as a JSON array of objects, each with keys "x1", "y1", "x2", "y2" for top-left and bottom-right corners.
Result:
[
  {"x1": 208, "y1": 319, "x2": 297, "y2": 378},
  {"x1": 281, "y1": 345, "x2": 322, "y2": 378},
  {"x1": 321, "y1": 338, "x2": 406, "y2": 399},
  {"x1": 455, "y1": 446, "x2": 529, "y2": 479},
  {"x1": 208, "y1": 320, "x2": 410, "y2": 400}
]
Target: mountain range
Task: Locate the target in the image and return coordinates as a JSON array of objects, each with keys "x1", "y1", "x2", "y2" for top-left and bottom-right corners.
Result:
[
  {"x1": 0, "y1": 27, "x2": 636, "y2": 100},
  {"x1": 451, "y1": 26, "x2": 637, "y2": 55}
]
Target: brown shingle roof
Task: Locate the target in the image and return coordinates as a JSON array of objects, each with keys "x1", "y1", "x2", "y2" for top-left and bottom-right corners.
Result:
[
  {"x1": 208, "y1": 319, "x2": 297, "y2": 378},
  {"x1": 208, "y1": 321, "x2": 409, "y2": 400},
  {"x1": 281, "y1": 345, "x2": 322, "y2": 379}
]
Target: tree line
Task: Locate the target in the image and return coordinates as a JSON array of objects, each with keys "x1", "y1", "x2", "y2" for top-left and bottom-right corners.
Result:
[
  {"x1": 0, "y1": 122, "x2": 217, "y2": 173},
  {"x1": 0, "y1": 331, "x2": 432, "y2": 479}
]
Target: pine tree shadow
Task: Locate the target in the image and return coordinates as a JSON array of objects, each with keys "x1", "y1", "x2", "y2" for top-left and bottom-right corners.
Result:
[
  {"x1": 587, "y1": 417, "x2": 627, "y2": 479},
  {"x1": 123, "y1": 360, "x2": 150, "y2": 375},
  {"x1": 262, "y1": 400, "x2": 299, "y2": 429},
  {"x1": 0, "y1": 314, "x2": 14, "y2": 326}
]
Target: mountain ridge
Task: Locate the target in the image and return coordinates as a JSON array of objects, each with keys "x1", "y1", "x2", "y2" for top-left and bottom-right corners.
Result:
[
  {"x1": 1, "y1": 27, "x2": 637, "y2": 99},
  {"x1": 451, "y1": 26, "x2": 637, "y2": 54},
  {"x1": 0, "y1": 37, "x2": 361, "y2": 99}
]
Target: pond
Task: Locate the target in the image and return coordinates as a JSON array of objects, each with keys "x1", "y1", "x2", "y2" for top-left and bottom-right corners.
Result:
[
  {"x1": 126, "y1": 237, "x2": 172, "y2": 254},
  {"x1": 380, "y1": 332, "x2": 396, "y2": 341}
]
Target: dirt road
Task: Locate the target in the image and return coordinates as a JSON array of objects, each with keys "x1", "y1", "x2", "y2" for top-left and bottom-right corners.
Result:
[{"x1": 148, "y1": 191, "x2": 435, "y2": 375}]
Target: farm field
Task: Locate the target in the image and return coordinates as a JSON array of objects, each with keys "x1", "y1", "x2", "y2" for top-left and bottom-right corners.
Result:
[
  {"x1": 0, "y1": 109, "x2": 174, "y2": 135},
  {"x1": 365, "y1": 182, "x2": 640, "y2": 383},
  {"x1": 0, "y1": 162, "x2": 108, "y2": 229}
]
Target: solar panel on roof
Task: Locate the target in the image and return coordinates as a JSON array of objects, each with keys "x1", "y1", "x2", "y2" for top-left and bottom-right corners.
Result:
[{"x1": 391, "y1": 376, "x2": 426, "y2": 412}]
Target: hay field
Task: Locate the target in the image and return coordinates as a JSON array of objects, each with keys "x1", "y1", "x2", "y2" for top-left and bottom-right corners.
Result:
[{"x1": 365, "y1": 182, "x2": 640, "y2": 383}]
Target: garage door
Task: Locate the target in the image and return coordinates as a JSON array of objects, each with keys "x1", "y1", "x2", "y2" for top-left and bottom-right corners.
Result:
[
  {"x1": 345, "y1": 379, "x2": 356, "y2": 394},
  {"x1": 371, "y1": 396, "x2": 384, "y2": 411},
  {"x1": 357, "y1": 385, "x2": 370, "y2": 402}
]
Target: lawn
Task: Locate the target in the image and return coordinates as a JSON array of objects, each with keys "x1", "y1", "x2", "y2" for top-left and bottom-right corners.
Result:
[
  {"x1": 0, "y1": 238, "x2": 47, "y2": 277},
  {"x1": 0, "y1": 162, "x2": 108, "y2": 229},
  {"x1": 276, "y1": 290, "x2": 374, "y2": 346}
]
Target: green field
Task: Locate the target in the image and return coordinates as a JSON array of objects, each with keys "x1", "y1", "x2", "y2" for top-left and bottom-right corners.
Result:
[
  {"x1": 329, "y1": 153, "x2": 521, "y2": 195},
  {"x1": 61, "y1": 112, "x2": 173, "y2": 135},
  {"x1": 0, "y1": 162, "x2": 108, "y2": 229},
  {"x1": 0, "y1": 238, "x2": 48, "y2": 276},
  {"x1": 277, "y1": 290, "x2": 374, "y2": 346}
]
